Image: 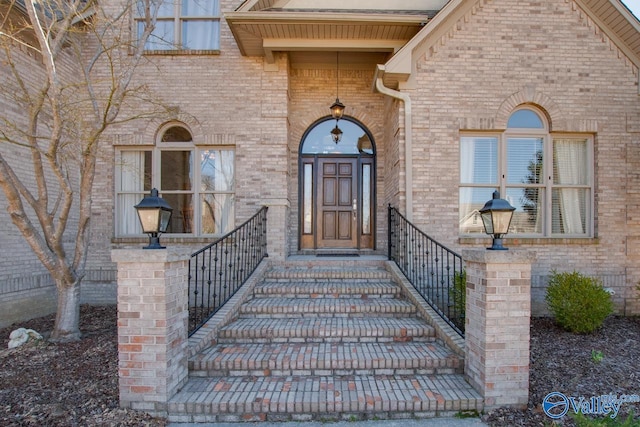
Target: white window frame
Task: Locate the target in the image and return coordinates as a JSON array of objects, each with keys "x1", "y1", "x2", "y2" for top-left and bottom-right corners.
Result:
[
  {"x1": 135, "y1": 0, "x2": 221, "y2": 52},
  {"x1": 115, "y1": 127, "x2": 235, "y2": 237},
  {"x1": 459, "y1": 108, "x2": 594, "y2": 238}
]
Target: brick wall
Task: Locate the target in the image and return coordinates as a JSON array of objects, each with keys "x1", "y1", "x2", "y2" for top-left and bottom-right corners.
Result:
[
  {"x1": 88, "y1": 0, "x2": 290, "y2": 265},
  {"x1": 402, "y1": 0, "x2": 640, "y2": 314}
]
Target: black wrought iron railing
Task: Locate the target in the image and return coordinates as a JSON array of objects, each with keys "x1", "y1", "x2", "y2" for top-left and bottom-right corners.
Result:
[
  {"x1": 388, "y1": 205, "x2": 465, "y2": 336},
  {"x1": 188, "y1": 206, "x2": 268, "y2": 336}
]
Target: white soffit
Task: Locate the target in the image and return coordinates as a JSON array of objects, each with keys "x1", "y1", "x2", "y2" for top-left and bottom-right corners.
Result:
[
  {"x1": 278, "y1": 0, "x2": 449, "y2": 10},
  {"x1": 226, "y1": 0, "x2": 443, "y2": 60}
]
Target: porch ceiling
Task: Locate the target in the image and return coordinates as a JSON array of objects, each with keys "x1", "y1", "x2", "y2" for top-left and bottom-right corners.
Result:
[{"x1": 225, "y1": 10, "x2": 437, "y2": 62}]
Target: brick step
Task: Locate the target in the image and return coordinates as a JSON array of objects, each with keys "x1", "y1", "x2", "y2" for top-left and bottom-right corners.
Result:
[
  {"x1": 253, "y1": 280, "x2": 401, "y2": 299},
  {"x1": 167, "y1": 374, "x2": 483, "y2": 423},
  {"x1": 217, "y1": 317, "x2": 436, "y2": 343},
  {"x1": 239, "y1": 297, "x2": 416, "y2": 317},
  {"x1": 190, "y1": 341, "x2": 462, "y2": 377},
  {"x1": 265, "y1": 266, "x2": 392, "y2": 280}
]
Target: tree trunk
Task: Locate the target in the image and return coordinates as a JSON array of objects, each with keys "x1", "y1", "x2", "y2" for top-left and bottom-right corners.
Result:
[{"x1": 51, "y1": 280, "x2": 81, "y2": 342}]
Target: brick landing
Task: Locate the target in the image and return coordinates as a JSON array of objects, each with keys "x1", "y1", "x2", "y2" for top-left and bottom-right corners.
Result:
[{"x1": 168, "y1": 259, "x2": 482, "y2": 422}]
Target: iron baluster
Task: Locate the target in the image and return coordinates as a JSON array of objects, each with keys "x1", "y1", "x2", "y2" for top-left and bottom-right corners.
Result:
[
  {"x1": 188, "y1": 206, "x2": 269, "y2": 336},
  {"x1": 387, "y1": 205, "x2": 465, "y2": 336}
]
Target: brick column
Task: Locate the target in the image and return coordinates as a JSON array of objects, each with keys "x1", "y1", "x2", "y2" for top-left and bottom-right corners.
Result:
[
  {"x1": 462, "y1": 249, "x2": 534, "y2": 410},
  {"x1": 111, "y1": 248, "x2": 191, "y2": 413},
  {"x1": 264, "y1": 201, "x2": 287, "y2": 261}
]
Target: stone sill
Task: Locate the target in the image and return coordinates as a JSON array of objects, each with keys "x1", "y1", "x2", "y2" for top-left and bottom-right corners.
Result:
[
  {"x1": 459, "y1": 237, "x2": 600, "y2": 246},
  {"x1": 142, "y1": 49, "x2": 221, "y2": 56},
  {"x1": 112, "y1": 236, "x2": 221, "y2": 246}
]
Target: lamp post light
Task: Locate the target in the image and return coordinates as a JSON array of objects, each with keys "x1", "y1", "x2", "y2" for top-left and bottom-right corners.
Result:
[
  {"x1": 134, "y1": 188, "x2": 173, "y2": 249},
  {"x1": 479, "y1": 190, "x2": 515, "y2": 250}
]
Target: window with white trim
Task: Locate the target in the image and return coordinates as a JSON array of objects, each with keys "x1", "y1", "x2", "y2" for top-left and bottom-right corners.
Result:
[
  {"x1": 116, "y1": 125, "x2": 234, "y2": 236},
  {"x1": 459, "y1": 107, "x2": 593, "y2": 237},
  {"x1": 135, "y1": 0, "x2": 220, "y2": 51}
]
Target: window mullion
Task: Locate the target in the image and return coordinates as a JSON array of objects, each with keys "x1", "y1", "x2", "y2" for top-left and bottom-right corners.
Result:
[
  {"x1": 588, "y1": 137, "x2": 594, "y2": 237},
  {"x1": 153, "y1": 147, "x2": 161, "y2": 191},
  {"x1": 175, "y1": 0, "x2": 181, "y2": 47},
  {"x1": 545, "y1": 135, "x2": 552, "y2": 236},
  {"x1": 194, "y1": 147, "x2": 201, "y2": 236},
  {"x1": 499, "y1": 134, "x2": 506, "y2": 194}
]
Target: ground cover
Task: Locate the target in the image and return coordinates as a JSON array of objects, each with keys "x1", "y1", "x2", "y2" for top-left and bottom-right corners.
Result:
[{"x1": 0, "y1": 306, "x2": 638, "y2": 426}]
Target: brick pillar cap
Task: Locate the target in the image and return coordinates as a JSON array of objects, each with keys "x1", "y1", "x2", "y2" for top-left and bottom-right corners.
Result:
[
  {"x1": 111, "y1": 247, "x2": 192, "y2": 263},
  {"x1": 462, "y1": 248, "x2": 536, "y2": 263}
]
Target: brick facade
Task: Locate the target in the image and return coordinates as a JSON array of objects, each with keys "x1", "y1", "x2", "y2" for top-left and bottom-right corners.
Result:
[
  {"x1": 1, "y1": 0, "x2": 639, "y2": 327},
  {"x1": 398, "y1": 0, "x2": 640, "y2": 314}
]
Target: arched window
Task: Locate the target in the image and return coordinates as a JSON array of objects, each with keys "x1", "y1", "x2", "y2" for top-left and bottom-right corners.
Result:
[
  {"x1": 507, "y1": 109, "x2": 544, "y2": 129},
  {"x1": 459, "y1": 107, "x2": 592, "y2": 237},
  {"x1": 115, "y1": 124, "x2": 235, "y2": 236},
  {"x1": 300, "y1": 118, "x2": 374, "y2": 155}
]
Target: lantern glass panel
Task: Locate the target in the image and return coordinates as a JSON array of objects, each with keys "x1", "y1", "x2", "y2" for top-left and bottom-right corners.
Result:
[
  {"x1": 138, "y1": 208, "x2": 160, "y2": 233},
  {"x1": 481, "y1": 211, "x2": 493, "y2": 235},
  {"x1": 159, "y1": 210, "x2": 172, "y2": 233},
  {"x1": 492, "y1": 211, "x2": 513, "y2": 235}
]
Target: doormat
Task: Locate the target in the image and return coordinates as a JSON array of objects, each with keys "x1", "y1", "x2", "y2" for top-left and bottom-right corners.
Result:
[{"x1": 316, "y1": 253, "x2": 360, "y2": 257}]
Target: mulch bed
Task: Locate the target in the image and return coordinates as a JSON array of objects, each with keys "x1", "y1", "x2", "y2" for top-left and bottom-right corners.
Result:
[
  {"x1": 0, "y1": 306, "x2": 166, "y2": 426},
  {"x1": 0, "y1": 306, "x2": 638, "y2": 426},
  {"x1": 483, "y1": 316, "x2": 640, "y2": 426}
]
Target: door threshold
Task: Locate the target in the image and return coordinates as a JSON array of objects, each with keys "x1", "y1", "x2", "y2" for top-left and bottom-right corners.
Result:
[
  {"x1": 296, "y1": 249, "x2": 382, "y2": 257},
  {"x1": 316, "y1": 252, "x2": 360, "y2": 257}
]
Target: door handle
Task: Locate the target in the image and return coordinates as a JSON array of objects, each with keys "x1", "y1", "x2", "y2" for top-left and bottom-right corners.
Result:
[{"x1": 352, "y1": 198, "x2": 357, "y2": 219}]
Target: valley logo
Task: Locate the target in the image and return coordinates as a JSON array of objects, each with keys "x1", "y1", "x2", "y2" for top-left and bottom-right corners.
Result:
[{"x1": 542, "y1": 391, "x2": 640, "y2": 420}]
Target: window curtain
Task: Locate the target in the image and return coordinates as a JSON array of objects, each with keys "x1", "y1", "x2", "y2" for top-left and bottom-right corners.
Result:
[
  {"x1": 200, "y1": 150, "x2": 234, "y2": 234},
  {"x1": 137, "y1": 1, "x2": 175, "y2": 50},
  {"x1": 553, "y1": 139, "x2": 587, "y2": 234},
  {"x1": 118, "y1": 152, "x2": 146, "y2": 235},
  {"x1": 181, "y1": 0, "x2": 219, "y2": 50},
  {"x1": 216, "y1": 150, "x2": 234, "y2": 233}
]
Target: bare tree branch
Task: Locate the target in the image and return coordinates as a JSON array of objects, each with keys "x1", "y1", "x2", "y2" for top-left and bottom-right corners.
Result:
[{"x1": 0, "y1": 0, "x2": 164, "y2": 340}]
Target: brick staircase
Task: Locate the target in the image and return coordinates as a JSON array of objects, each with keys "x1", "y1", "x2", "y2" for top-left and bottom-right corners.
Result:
[{"x1": 168, "y1": 259, "x2": 482, "y2": 422}]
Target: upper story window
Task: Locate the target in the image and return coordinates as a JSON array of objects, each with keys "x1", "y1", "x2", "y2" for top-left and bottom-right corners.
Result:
[
  {"x1": 116, "y1": 124, "x2": 234, "y2": 237},
  {"x1": 135, "y1": 0, "x2": 220, "y2": 51},
  {"x1": 459, "y1": 107, "x2": 593, "y2": 237}
]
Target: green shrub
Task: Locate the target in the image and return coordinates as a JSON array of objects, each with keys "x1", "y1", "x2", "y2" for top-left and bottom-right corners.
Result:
[
  {"x1": 545, "y1": 270, "x2": 614, "y2": 334},
  {"x1": 572, "y1": 410, "x2": 638, "y2": 427},
  {"x1": 449, "y1": 269, "x2": 466, "y2": 329}
]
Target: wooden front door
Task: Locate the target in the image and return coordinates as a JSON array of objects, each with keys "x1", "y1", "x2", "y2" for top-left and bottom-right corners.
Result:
[{"x1": 317, "y1": 158, "x2": 357, "y2": 248}]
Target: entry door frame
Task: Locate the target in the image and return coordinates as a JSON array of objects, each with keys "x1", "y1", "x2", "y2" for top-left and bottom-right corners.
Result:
[{"x1": 298, "y1": 117, "x2": 376, "y2": 251}]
